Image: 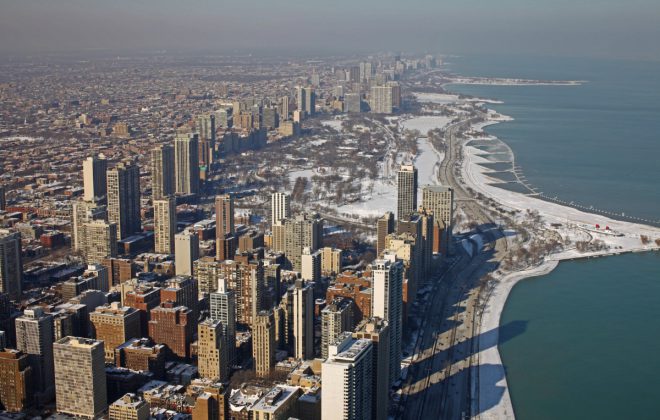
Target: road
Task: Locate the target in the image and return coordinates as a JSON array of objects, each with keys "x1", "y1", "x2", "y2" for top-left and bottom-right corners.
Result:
[{"x1": 399, "y1": 117, "x2": 510, "y2": 420}]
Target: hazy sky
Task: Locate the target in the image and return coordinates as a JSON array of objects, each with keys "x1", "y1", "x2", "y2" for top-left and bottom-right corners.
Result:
[{"x1": 1, "y1": 0, "x2": 659, "y2": 60}]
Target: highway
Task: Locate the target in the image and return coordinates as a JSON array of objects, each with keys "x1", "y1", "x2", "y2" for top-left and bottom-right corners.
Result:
[{"x1": 398, "y1": 117, "x2": 510, "y2": 420}]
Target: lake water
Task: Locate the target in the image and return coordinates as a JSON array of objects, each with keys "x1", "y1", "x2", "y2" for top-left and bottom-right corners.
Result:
[{"x1": 447, "y1": 55, "x2": 660, "y2": 419}]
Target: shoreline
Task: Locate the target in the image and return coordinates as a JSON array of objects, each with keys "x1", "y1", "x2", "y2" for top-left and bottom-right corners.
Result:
[{"x1": 416, "y1": 87, "x2": 660, "y2": 419}]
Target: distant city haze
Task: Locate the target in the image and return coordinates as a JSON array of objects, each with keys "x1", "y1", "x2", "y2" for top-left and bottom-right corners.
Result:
[{"x1": 1, "y1": 0, "x2": 659, "y2": 60}]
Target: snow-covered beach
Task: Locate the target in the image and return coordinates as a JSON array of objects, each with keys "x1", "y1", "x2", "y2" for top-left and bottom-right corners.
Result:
[{"x1": 417, "y1": 90, "x2": 660, "y2": 419}]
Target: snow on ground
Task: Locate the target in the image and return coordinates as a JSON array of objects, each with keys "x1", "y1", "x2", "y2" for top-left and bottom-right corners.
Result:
[
  {"x1": 466, "y1": 111, "x2": 660, "y2": 420},
  {"x1": 320, "y1": 119, "x2": 344, "y2": 131},
  {"x1": 402, "y1": 115, "x2": 453, "y2": 135},
  {"x1": 415, "y1": 138, "x2": 444, "y2": 189},
  {"x1": 412, "y1": 92, "x2": 461, "y2": 104},
  {"x1": 334, "y1": 176, "x2": 397, "y2": 218}
]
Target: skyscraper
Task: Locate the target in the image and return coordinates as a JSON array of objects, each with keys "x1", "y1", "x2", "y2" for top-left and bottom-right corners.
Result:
[
  {"x1": 90, "y1": 302, "x2": 141, "y2": 362},
  {"x1": 175, "y1": 231, "x2": 199, "y2": 276},
  {"x1": 270, "y1": 192, "x2": 291, "y2": 226},
  {"x1": 15, "y1": 307, "x2": 54, "y2": 404},
  {"x1": 54, "y1": 337, "x2": 107, "y2": 419},
  {"x1": 0, "y1": 349, "x2": 32, "y2": 412},
  {"x1": 82, "y1": 155, "x2": 108, "y2": 201},
  {"x1": 209, "y1": 277, "x2": 236, "y2": 366},
  {"x1": 154, "y1": 196, "x2": 177, "y2": 254},
  {"x1": 215, "y1": 194, "x2": 235, "y2": 261},
  {"x1": 369, "y1": 85, "x2": 394, "y2": 114},
  {"x1": 72, "y1": 200, "x2": 107, "y2": 253},
  {"x1": 321, "y1": 297, "x2": 354, "y2": 359},
  {"x1": 282, "y1": 212, "x2": 323, "y2": 271},
  {"x1": 197, "y1": 318, "x2": 228, "y2": 382},
  {"x1": 376, "y1": 212, "x2": 394, "y2": 257},
  {"x1": 320, "y1": 247, "x2": 343, "y2": 276},
  {"x1": 0, "y1": 230, "x2": 23, "y2": 300},
  {"x1": 175, "y1": 132, "x2": 200, "y2": 195},
  {"x1": 304, "y1": 87, "x2": 316, "y2": 116},
  {"x1": 396, "y1": 164, "x2": 418, "y2": 221},
  {"x1": 0, "y1": 185, "x2": 5, "y2": 210},
  {"x1": 345, "y1": 93, "x2": 361, "y2": 113},
  {"x1": 151, "y1": 144, "x2": 175, "y2": 200},
  {"x1": 301, "y1": 247, "x2": 321, "y2": 283},
  {"x1": 107, "y1": 162, "x2": 141, "y2": 240},
  {"x1": 196, "y1": 114, "x2": 216, "y2": 167},
  {"x1": 372, "y1": 257, "x2": 403, "y2": 386},
  {"x1": 321, "y1": 337, "x2": 373, "y2": 420},
  {"x1": 82, "y1": 220, "x2": 118, "y2": 264},
  {"x1": 148, "y1": 303, "x2": 195, "y2": 359},
  {"x1": 253, "y1": 310, "x2": 275, "y2": 378},
  {"x1": 422, "y1": 185, "x2": 454, "y2": 252},
  {"x1": 293, "y1": 280, "x2": 314, "y2": 360},
  {"x1": 353, "y1": 318, "x2": 391, "y2": 420}
]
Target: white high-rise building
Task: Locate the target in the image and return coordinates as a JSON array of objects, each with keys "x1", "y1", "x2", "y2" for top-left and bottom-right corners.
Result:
[
  {"x1": 154, "y1": 196, "x2": 176, "y2": 254},
  {"x1": 82, "y1": 220, "x2": 118, "y2": 265},
  {"x1": 321, "y1": 336, "x2": 373, "y2": 420},
  {"x1": 300, "y1": 247, "x2": 321, "y2": 283},
  {"x1": 175, "y1": 132, "x2": 200, "y2": 195},
  {"x1": 209, "y1": 277, "x2": 236, "y2": 366},
  {"x1": 293, "y1": 280, "x2": 314, "y2": 360},
  {"x1": 174, "y1": 231, "x2": 199, "y2": 276},
  {"x1": 0, "y1": 230, "x2": 23, "y2": 300},
  {"x1": 321, "y1": 297, "x2": 354, "y2": 359},
  {"x1": 270, "y1": 192, "x2": 291, "y2": 226},
  {"x1": 82, "y1": 156, "x2": 107, "y2": 201},
  {"x1": 372, "y1": 257, "x2": 403, "y2": 386}
]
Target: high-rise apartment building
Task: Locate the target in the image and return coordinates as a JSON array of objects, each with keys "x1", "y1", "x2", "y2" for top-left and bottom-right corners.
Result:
[
  {"x1": 148, "y1": 302, "x2": 195, "y2": 359},
  {"x1": 293, "y1": 280, "x2": 314, "y2": 360},
  {"x1": 396, "y1": 164, "x2": 418, "y2": 221},
  {"x1": 83, "y1": 220, "x2": 118, "y2": 264},
  {"x1": 175, "y1": 231, "x2": 200, "y2": 276},
  {"x1": 281, "y1": 213, "x2": 323, "y2": 271},
  {"x1": 0, "y1": 349, "x2": 32, "y2": 412},
  {"x1": 83, "y1": 155, "x2": 108, "y2": 201},
  {"x1": 193, "y1": 256, "x2": 221, "y2": 297},
  {"x1": 196, "y1": 114, "x2": 216, "y2": 168},
  {"x1": 175, "y1": 132, "x2": 200, "y2": 195},
  {"x1": 321, "y1": 297, "x2": 354, "y2": 359},
  {"x1": 198, "y1": 319, "x2": 228, "y2": 382},
  {"x1": 15, "y1": 307, "x2": 54, "y2": 403},
  {"x1": 54, "y1": 337, "x2": 107, "y2": 418},
  {"x1": 422, "y1": 185, "x2": 454, "y2": 253},
  {"x1": 253, "y1": 310, "x2": 275, "y2": 378},
  {"x1": 151, "y1": 144, "x2": 175, "y2": 200},
  {"x1": 154, "y1": 196, "x2": 177, "y2": 254},
  {"x1": 209, "y1": 277, "x2": 236, "y2": 366},
  {"x1": 369, "y1": 85, "x2": 394, "y2": 114},
  {"x1": 353, "y1": 318, "x2": 391, "y2": 420},
  {"x1": 376, "y1": 212, "x2": 395, "y2": 257},
  {"x1": 215, "y1": 194, "x2": 235, "y2": 261},
  {"x1": 270, "y1": 192, "x2": 290, "y2": 226},
  {"x1": 301, "y1": 247, "x2": 321, "y2": 283},
  {"x1": 161, "y1": 276, "x2": 198, "y2": 318},
  {"x1": 0, "y1": 230, "x2": 23, "y2": 300},
  {"x1": 107, "y1": 162, "x2": 141, "y2": 240},
  {"x1": 321, "y1": 337, "x2": 373, "y2": 420},
  {"x1": 344, "y1": 93, "x2": 361, "y2": 113},
  {"x1": 372, "y1": 257, "x2": 403, "y2": 386},
  {"x1": 0, "y1": 185, "x2": 5, "y2": 210},
  {"x1": 90, "y1": 302, "x2": 141, "y2": 362},
  {"x1": 72, "y1": 200, "x2": 107, "y2": 253},
  {"x1": 320, "y1": 247, "x2": 343, "y2": 276}
]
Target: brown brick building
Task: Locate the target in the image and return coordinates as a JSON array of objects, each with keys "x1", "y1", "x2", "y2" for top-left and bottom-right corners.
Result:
[
  {"x1": 326, "y1": 270, "x2": 373, "y2": 325},
  {"x1": 90, "y1": 303, "x2": 142, "y2": 362},
  {"x1": 0, "y1": 349, "x2": 32, "y2": 412},
  {"x1": 148, "y1": 303, "x2": 195, "y2": 359}
]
